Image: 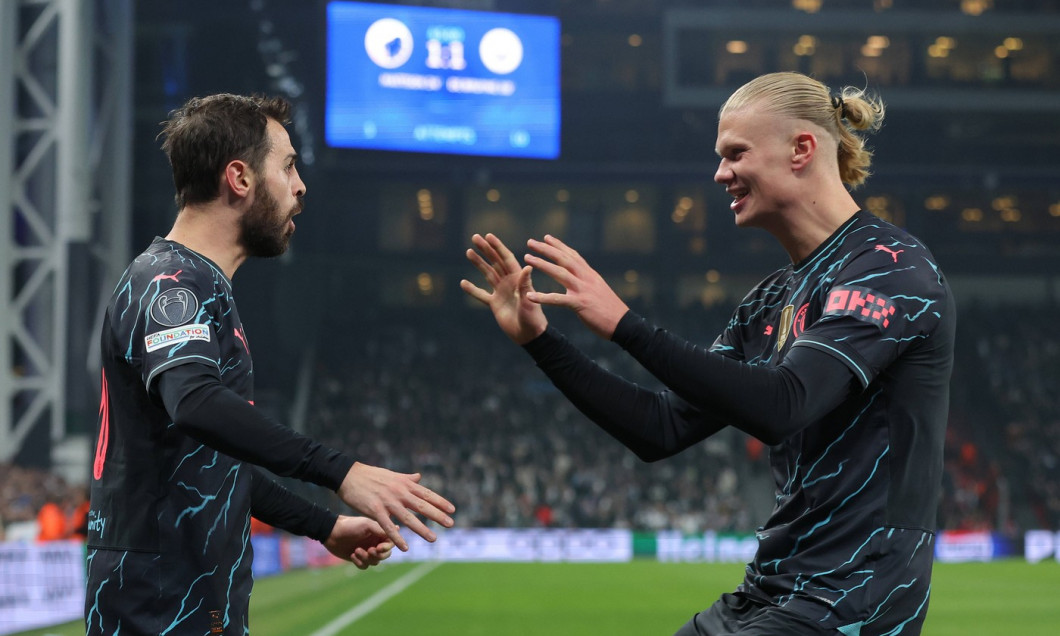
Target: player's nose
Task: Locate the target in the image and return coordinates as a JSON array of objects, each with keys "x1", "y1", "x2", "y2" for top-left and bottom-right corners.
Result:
[
  {"x1": 293, "y1": 168, "x2": 307, "y2": 199},
  {"x1": 714, "y1": 160, "x2": 733, "y2": 185}
]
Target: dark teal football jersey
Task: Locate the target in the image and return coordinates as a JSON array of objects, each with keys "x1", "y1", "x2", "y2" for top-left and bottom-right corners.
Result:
[
  {"x1": 87, "y1": 238, "x2": 256, "y2": 635},
  {"x1": 713, "y1": 211, "x2": 955, "y2": 633}
]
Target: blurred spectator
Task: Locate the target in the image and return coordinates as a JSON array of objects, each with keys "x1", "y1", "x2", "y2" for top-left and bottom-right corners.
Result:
[
  {"x1": 67, "y1": 487, "x2": 90, "y2": 541},
  {"x1": 36, "y1": 496, "x2": 67, "y2": 542},
  {"x1": 251, "y1": 517, "x2": 275, "y2": 535},
  {"x1": 1, "y1": 462, "x2": 86, "y2": 541}
]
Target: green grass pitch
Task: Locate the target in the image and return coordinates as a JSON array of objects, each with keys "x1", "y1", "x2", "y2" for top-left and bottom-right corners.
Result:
[{"x1": 17, "y1": 559, "x2": 1059, "y2": 635}]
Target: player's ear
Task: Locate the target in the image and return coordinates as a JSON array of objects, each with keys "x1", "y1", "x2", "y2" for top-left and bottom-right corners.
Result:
[
  {"x1": 222, "y1": 159, "x2": 253, "y2": 199},
  {"x1": 791, "y1": 132, "x2": 817, "y2": 171}
]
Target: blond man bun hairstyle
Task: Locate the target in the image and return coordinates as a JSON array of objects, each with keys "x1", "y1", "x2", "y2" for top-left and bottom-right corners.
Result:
[{"x1": 720, "y1": 72, "x2": 885, "y2": 188}]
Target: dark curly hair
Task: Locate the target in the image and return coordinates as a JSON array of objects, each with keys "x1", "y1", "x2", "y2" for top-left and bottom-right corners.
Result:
[{"x1": 159, "y1": 94, "x2": 292, "y2": 209}]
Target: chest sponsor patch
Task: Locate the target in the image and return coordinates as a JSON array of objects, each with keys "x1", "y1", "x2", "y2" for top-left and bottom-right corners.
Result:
[
  {"x1": 145, "y1": 324, "x2": 211, "y2": 352},
  {"x1": 823, "y1": 285, "x2": 897, "y2": 330}
]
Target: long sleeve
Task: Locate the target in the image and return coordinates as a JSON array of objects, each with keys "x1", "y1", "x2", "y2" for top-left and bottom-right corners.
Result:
[
  {"x1": 157, "y1": 362, "x2": 353, "y2": 490},
  {"x1": 611, "y1": 311, "x2": 857, "y2": 445},
  {"x1": 523, "y1": 326, "x2": 727, "y2": 461},
  {"x1": 250, "y1": 468, "x2": 337, "y2": 542}
]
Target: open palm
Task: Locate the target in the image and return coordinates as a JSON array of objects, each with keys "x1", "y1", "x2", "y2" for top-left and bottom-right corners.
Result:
[{"x1": 460, "y1": 233, "x2": 548, "y2": 345}]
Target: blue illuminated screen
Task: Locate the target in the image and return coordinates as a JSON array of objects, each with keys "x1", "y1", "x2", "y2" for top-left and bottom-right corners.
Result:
[{"x1": 326, "y1": 1, "x2": 560, "y2": 159}]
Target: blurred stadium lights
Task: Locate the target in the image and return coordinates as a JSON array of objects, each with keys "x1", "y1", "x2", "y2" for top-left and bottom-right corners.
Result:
[
  {"x1": 662, "y1": 7, "x2": 1060, "y2": 112},
  {"x1": 960, "y1": 0, "x2": 993, "y2": 16}
]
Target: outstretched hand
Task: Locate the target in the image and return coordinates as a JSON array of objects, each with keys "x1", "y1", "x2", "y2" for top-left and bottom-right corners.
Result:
[
  {"x1": 523, "y1": 235, "x2": 629, "y2": 340},
  {"x1": 460, "y1": 233, "x2": 549, "y2": 345},
  {"x1": 324, "y1": 515, "x2": 394, "y2": 569},
  {"x1": 337, "y1": 462, "x2": 455, "y2": 552}
]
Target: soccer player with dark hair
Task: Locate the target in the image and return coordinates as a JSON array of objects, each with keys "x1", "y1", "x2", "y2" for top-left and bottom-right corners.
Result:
[
  {"x1": 463, "y1": 72, "x2": 955, "y2": 635},
  {"x1": 86, "y1": 93, "x2": 456, "y2": 635}
]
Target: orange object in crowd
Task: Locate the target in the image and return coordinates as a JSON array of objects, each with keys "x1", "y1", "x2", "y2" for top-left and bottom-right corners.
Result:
[
  {"x1": 37, "y1": 502, "x2": 68, "y2": 541},
  {"x1": 250, "y1": 517, "x2": 274, "y2": 535},
  {"x1": 68, "y1": 499, "x2": 91, "y2": 540}
]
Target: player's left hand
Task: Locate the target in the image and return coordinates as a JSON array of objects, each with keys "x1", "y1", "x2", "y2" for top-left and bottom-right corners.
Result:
[
  {"x1": 337, "y1": 462, "x2": 455, "y2": 552},
  {"x1": 461, "y1": 232, "x2": 549, "y2": 345},
  {"x1": 523, "y1": 235, "x2": 630, "y2": 340},
  {"x1": 323, "y1": 515, "x2": 395, "y2": 569}
]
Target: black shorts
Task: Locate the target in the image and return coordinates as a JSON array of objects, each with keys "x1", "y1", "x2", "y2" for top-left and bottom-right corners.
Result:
[{"x1": 673, "y1": 593, "x2": 836, "y2": 636}]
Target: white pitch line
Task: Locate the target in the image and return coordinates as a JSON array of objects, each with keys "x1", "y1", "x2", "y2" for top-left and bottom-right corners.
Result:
[{"x1": 308, "y1": 561, "x2": 442, "y2": 636}]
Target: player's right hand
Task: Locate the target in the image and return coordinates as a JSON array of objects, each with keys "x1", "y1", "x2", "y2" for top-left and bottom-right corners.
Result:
[
  {"x1": 323, "y1": 515, "x2": 395, "y2": 569},
  {"x1": 337, "y1": 462, "x2": 455, "y2": 552}
]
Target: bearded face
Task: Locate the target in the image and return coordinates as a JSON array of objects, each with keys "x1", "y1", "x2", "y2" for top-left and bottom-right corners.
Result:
[{"x1": 239, "y1": 181, "x2": 302, "y2": 258}]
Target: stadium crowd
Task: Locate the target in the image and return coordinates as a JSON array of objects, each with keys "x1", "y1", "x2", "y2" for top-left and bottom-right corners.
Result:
[
  {"x1": 307, "y1": 303, "x2": 761, "y2": 533},
  {"x1": 304, "y1": 300, "x2": 1060, "y2": 535},
  {"x1": 940, "y1": 301, "x2": 1060, "y2": 533},
  {"x1": 3, "y1": 301, "x2": 1059, "y2": 539},
  {"x1": 0, "y1": 462, "x2": 88, "y2": 541}
]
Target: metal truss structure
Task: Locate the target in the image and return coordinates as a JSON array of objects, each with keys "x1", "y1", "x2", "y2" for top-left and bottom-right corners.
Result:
[{"x1": 0, "y1": 0, "x2": 133, "y2": 465}]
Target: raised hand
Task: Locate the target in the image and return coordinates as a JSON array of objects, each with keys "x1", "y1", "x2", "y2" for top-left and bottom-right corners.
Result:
[
  {"x1": 523, "y1": 235, "x2": 630, "y2": 340},
  {"x1": 337, "y1": 462, "x2": 455, "y2": 552},
  {"x1": 460, "y1": 233, "x2": 548, "y2": 345}
]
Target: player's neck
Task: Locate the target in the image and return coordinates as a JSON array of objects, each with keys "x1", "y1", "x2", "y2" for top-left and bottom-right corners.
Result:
[
  {"x1": 165, "y1": 203, "x2": 247, "y2": 279},
  {"x1": 775, "y1": 185, "x2": 859, "y2": 264}
]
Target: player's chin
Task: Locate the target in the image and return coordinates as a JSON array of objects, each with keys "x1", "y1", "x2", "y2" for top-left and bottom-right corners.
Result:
[{"x1": 732, "y1": 207, "x2": 764, "y2": 230}]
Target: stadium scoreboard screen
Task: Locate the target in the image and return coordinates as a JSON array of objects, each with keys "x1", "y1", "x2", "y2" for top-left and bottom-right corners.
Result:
[{"x1": 325, "y1": 1, "x2": 561, "y2": 159}]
